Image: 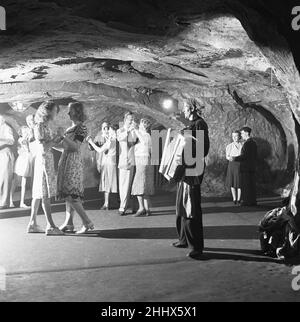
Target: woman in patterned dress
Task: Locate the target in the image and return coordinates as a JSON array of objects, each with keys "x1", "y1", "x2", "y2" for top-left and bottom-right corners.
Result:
[
  {"x1": 131, "y1": 118, "x2": 155, "y2": 217},
  {"x1": 87, "y1": 123, "x2": 118, "y2": 210},
  {"x1": 27, "y1": 101, "x2": 64, "y2": 235},
  {"x1": 57, "y1": 102, "x2": 94, "y2": 234}
]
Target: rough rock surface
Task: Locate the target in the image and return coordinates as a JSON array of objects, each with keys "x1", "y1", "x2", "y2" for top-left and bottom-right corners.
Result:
[{"x1": 0, "y1": 0, "x2": 297, "y2": 195}]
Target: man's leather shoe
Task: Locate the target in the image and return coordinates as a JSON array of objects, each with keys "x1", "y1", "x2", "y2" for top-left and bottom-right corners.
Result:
[
  {"x1": 187, "y1": 250, "x2": 204, "y2": 259},
  {"x1": 172, "y1": 242, "x2": 188, "y2": 248}
]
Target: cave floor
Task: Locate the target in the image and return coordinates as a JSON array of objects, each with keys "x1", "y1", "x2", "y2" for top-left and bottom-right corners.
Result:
[{"x1": 0, "y1": 192, "x2": 299, "y2": 302}]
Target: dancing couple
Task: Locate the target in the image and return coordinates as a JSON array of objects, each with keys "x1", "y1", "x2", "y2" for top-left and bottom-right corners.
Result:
[{"x1": 27, "y1": 101, "x2": 94, "y2": 235}]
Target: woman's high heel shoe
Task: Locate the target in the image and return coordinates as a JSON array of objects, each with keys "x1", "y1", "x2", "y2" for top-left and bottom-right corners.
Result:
[
  {"x1": 133, "y1": 209, "x2": 147, "y2": 217},
  {"x1": 76, "y1": 222, "x2": 94, "y2": 234},
  {"x1": 59, "y1": 224, "x2": 75, "y2": 233},
  {"x1": 27, "y1": 224, "x2": 45, "y2": 234},
  {"x1": 46, "y1": 227, "x2": 64, "y2": 236}
]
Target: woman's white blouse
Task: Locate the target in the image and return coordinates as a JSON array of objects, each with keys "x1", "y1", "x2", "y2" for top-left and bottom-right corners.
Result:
[
  {"x1": 226, "y1": 142, "x2": 242, "y2": 160},
  {"x1": 0, "y1": 123, "x2": 14, "y2": 146},
  {"x1": 134, "y1": 131, "x2": 152, "y2": 158}
]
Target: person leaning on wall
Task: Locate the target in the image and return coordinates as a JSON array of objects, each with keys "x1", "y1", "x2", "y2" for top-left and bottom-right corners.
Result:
[{"x1": 229, "y1": 127, "x2": 258, "y2": 207}]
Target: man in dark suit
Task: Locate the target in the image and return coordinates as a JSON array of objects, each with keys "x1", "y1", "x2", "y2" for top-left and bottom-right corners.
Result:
[
  {"x1": 172, "y1": 99, "x2": 210, "y2": 260},
  {"x1": 231, "y1": 127, "x2": 257, "y2": 206}
]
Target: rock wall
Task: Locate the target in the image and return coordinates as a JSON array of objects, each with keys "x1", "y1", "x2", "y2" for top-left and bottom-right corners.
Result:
[{"x1": 203, "y1": 103, "x2": 290, "y2": 195}]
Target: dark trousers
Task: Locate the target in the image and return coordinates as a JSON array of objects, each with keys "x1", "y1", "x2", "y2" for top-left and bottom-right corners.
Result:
[
  {"x1": 241, "y1": 171, "x2": 257, "y2": 205},
  {"x1": 176, "y1": 182, "x2": 204, "y2": 252}
]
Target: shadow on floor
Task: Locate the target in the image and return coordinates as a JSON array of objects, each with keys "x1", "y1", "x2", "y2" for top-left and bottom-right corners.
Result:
[
  {"x1": 149, "y1": 204, "x2": 278, "y2": 216},
  {"x1": 69, "y1": 230, "x2": 282, "y2": 264},
  {"x1": 0, "y1": 202, "x2": 280, "y2": 220},
  {"x1": 1, "y1": 189, "x2": 281, "y2": 219},
  {"x1": 205, "y1": 247, "x2": 262, "y2": 255},
  {"x1": 192, "y1": 251, "x2": 284, "y2": 264},
  {"x1": 70, "y1": 225, "x2": 259, "y2": 240}
]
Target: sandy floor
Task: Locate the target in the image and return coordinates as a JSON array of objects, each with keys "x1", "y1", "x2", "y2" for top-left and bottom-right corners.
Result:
[{"x1": 0, "y1": 192, "x2": 299, "y2": 302}]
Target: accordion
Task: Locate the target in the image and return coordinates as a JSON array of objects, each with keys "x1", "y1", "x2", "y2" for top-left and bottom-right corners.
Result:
[{"x1": 159, "y1": 129, "x2": 186, "y2": 182}]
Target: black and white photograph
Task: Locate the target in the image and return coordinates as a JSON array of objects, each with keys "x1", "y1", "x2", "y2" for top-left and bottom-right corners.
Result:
[{"x1": 0, "y1": 0, "x2": 300, "y2": 306}]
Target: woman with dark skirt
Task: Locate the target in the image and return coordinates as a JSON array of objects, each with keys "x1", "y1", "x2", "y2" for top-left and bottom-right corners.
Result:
[{"x1": 226, "y1": 130, "x2": 243, "y2": 205}]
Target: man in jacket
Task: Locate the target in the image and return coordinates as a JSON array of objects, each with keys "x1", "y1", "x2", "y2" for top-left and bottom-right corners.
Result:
[{"x1": 117, "y1": 112, "x2": 137, "y2": 215}]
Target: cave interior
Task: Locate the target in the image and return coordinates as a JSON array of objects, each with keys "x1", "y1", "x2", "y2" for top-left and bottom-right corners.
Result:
[{"x1": 1, "y1": 0, "x2": 300, "y2": 195}]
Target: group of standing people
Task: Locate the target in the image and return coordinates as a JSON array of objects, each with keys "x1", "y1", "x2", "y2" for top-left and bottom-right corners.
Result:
[
  {"x1": 0, "y1": 97, "x2": 259, "y2": 259},
  {"x1": 0, "y1": 105, "x2": 156, "y2": 237},
  {"x1": 88, "y1": 112, "x2": 155, "y2": 217}
]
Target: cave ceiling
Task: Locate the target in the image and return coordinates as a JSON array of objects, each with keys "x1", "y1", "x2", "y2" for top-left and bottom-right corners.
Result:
[{"x1": 0, "y1": 0, "x2": 297, "y2": 134}]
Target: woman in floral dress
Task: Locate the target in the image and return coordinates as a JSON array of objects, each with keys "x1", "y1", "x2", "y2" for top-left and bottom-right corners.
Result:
[
  {"x1": 57, "y1": 102, "x2": 94, "y2": 234},
  {"x1": 27, "y1": 101, "x2": 63, "y2": 235}
]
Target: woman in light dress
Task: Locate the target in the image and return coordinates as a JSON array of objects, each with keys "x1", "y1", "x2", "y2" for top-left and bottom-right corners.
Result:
[
  {"x1": 10, "y1": 115, "x2": 36, "y2": 208},
  {"x1": 26, "y1": 114, "x2": 38, "y2": 165},
  {"x1": 226, "y1": 130, "x2": 243, "y2": 205},
  {"x1": 131, "y1": 118, "x2": 155, "y2": 217},
  {"x1": 27, "y1": 101, "x2": 64, "y2": 235},
  {"x1": 0, "y1": 116, "x2": 15, "y2": 209},
  {"x1": 10, "y1": 124, "x2": 34, "y2": 208},
  {"x1": 87, "y1": 123, "x2": 118, "y2": 210},
  {"x1": 56, "y1": 102, "x2": 94, "y2": 234}
]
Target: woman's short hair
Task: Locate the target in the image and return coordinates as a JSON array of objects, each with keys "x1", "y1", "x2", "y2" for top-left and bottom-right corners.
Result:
[
  {"x1": 69, "y1": 102, "x2": 87, "y2": 122},
  {"x1": 35, "y1": 101, "x2": 59, "y2": 124},
  {"x1": 26, "y1": 115, "x2": 35, "y2": 128},
  {"x1": 240, "y1": 126, "x2": 252, "y2": 135},
  {"x1": 102, "y1": 122, "x2": 110, "y2": 130},
  {"x1": 124, "y1": 111, "x2": 133, "y2": 121},
  {"x1": 185, "y1": 98, "x2": 205, "y2": 116},
  {"x1": 110, "y1": 124, "x2": 119, "y2": 131},
  {"x1": 140, "y1": 118, "x2": 152, "y2": 132},
  {"x1": 232, "y1": 130, "x2": 241, "y2": 136}
]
